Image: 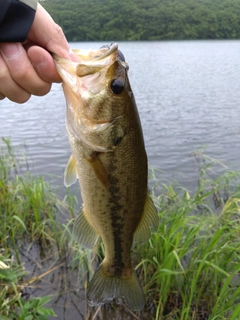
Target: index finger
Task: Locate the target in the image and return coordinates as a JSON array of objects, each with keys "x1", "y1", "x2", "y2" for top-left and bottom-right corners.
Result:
[{"x1": 27, "y1": 45, "x2": 62, "y2": 83}]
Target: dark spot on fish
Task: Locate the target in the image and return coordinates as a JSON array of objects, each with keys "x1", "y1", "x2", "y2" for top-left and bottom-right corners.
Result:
[
  {"x1": 107, "y1": 172, "x2": 126, "y2": 276},
  {"x1": 110, "y1": 79, "x2": 124, "y2": 95},
  {"x1": 113, "y1": 136, "x2": 123, "y2": 146},
  {"x1": 109, "y1": 178, "x2": 121, "y2": 196}
]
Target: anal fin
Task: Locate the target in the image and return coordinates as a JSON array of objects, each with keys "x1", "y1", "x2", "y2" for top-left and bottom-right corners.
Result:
[
  {"x1": 73, "y1": 208, "x2": 99, "y2": 249},
  {"x1": 133, "y1": 193, "x2": 159, "y2": 244}
]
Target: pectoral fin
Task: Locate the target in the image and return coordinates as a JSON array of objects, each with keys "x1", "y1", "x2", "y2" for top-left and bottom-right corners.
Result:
[
  {"x1": 86, "y1": 152, "x2": 110, "y2": 189},
  {"x1": 112, "y1": 123, "x2": 125, "y2": 146},
  {"x1": 133, "y1": 193, "x2": 159, "y2": 244},
  {"x1": 64, "y1": 154, "x2": 78, "y2": 187},
  {"x1": 73, "y1": 208, "x2": 99, "y2": 249}
]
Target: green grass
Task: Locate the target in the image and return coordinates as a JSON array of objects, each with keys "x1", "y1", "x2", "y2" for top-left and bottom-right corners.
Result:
[
  {"x1": 0, "y1": 139, "x2": 59, "y2": 249},
  {"x1": 135, "y1": 154, "x2": 240, "y2": 319},
  {"x1": 0, "y1": 250, "x2": 55, "y2": 319},
  {"x1": 1, "y1": 138, "x2": 240, "y2": 319},
  {"x1": 0, "y1": 139, "x2": 61, "y2": 318}
]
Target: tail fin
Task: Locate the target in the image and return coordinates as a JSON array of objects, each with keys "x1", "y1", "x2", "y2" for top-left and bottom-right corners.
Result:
[{"x1": 87, "y1": 265, "x2": 145, "y2": 311}]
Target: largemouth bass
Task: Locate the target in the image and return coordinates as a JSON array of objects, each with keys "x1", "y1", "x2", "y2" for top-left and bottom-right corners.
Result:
[{"x1": 54, "y1": 43, "x2": 158, "y2": 311}]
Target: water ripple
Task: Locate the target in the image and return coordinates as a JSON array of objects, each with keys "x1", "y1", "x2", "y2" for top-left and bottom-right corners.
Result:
[{"x1": 1, "y1": 40, "x2": 240, "y2": 191}]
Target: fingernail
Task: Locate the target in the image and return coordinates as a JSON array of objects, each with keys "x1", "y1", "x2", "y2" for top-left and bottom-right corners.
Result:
[{"x1": 0, "y1": 43, "x2": 20, "y2": 60}]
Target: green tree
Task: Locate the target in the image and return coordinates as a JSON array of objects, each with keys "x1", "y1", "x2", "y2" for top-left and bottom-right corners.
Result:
[{"x1": 42, "y1": 0, "x2": 240, "y2": 41}]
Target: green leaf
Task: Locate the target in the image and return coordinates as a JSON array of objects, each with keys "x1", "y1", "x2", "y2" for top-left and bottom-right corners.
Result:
[
  {"x1": 36, "y1": 295, "x2": 53, "y2": 307},
  {"x1": 37, "y1": 307, "x2": 56, "y2": 316},
  {"x1": 159, "y1": 268, "x2": 183, "y2": 275},
  {"x1": 194, "y1": 260, "x2": 230, "y2": 277},
  {"x1": 0, "y1": 316, "x2": 10, "y2": 320},
  {"x1": 13, "y1": 215, "x2": 27, "y2": 231}
]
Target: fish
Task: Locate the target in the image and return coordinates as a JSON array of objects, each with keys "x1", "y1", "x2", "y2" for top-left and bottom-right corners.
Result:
[{"x1": 53, "y1": 43, "x2": 158, "y2": 311}]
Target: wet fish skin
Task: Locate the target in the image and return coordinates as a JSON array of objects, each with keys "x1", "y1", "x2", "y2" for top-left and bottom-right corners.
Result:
[{"x1": 54, "y1": 43, "x2": 158, "y2": 311}]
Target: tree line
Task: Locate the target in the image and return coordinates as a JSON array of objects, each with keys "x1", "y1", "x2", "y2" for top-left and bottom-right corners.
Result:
[{"x1": 42, "y1": 0, "x2": 240, "y2": 41}]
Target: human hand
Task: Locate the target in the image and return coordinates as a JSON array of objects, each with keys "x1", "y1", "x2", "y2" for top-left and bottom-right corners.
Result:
[{"x1": 0, "y1": 3, "x2": 78, "y2": 103}]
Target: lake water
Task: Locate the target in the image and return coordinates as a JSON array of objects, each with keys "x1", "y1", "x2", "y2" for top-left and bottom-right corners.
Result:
[
  {"x1": 1, "y1": 40, "x2": 240, "y2": 195},
  {"x1": 1, "y1": 40, "x2": 240, "y2": 319}
]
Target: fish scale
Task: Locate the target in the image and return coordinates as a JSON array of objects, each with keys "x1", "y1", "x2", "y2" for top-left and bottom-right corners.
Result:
[{"x1": 54, "y1": 43, "x2": 159, "y2": 311}]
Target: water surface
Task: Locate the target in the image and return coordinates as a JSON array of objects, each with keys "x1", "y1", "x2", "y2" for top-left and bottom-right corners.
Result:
[{"x1": 1, "y1": 40, "x2": 240, "y2": 191}]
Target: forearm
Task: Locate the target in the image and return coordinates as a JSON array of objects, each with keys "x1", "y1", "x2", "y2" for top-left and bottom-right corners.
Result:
[{"x1": 0, "y1": 0, "x2": 38, "y2": 42}]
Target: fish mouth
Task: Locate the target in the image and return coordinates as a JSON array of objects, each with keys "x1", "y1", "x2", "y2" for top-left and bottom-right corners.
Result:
[
  {"x1": 74, "y1": 43, "x2": 120, "y2": 77},
  {"x1": 93, "y1": 43, "x2": 119, "y2": 61},
  {"x1": 53, "y1": 43, "x2": 128, "y2": 82},
  {"x1": 74, "y1": 42, "x2": 129, "y2": 74},
  {"x1": 72, "y1": 43, "x2": 119, "y2": 67},
  {"x1": 53, "y1": 43, "x2": 123, "y2": 81},
  {"x1": 98, "y1": 44, "x2": 127, "y2": 66},
  {"x1": 52, "y1": 43, "x2": 118, "y2": 72}
]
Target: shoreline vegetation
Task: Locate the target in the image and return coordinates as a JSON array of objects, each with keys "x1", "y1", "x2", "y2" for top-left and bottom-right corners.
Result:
[
  {"x1": 41, "y1": 0, "x2": 240, "y2": 42},
  {"x1": 1, "y1": 138, "x2": 240, "y2": 319}
]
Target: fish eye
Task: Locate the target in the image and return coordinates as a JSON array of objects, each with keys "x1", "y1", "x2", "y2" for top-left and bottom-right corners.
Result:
[
  {"x1": 110, "y1": 79, "x2": 124, "y2": 95},
  {"x1": 117, "y1": 50, "x2": 125, "y2": 62}
]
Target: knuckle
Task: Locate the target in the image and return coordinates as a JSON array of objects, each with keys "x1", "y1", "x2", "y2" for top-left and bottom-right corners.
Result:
[
  {"x1": 0, "y1": 67, "x2": 9, "y2": 83},
  {"x1": 15, "y1": 68, "x2": 31, "y2": 82},
  {"x1": 54, "y1": 24, "x2": 64, "y2": 38}
]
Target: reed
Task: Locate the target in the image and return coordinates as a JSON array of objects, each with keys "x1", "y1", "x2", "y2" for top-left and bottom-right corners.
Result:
[
  {"x1": 1, "y1": 138, "x2": 240, "y2": 319},
  {"x1": 0, "y1": 139, "x2": 59, "y2": 318},
  {"x1": 135, "y1": 153, "x2": 240, "y2": 319}
]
